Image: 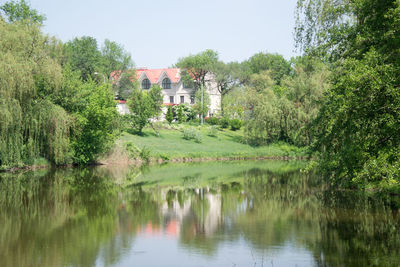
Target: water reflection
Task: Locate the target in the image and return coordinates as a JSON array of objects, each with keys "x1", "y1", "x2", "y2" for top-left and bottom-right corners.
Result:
[{"x1": 0, "y1": 161, "x2": 399, "y2": 267}]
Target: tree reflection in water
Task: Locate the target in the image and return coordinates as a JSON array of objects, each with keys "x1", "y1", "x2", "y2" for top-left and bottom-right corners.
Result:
[{"x1": 0, "y1": 161, "x2": 398, "y2": 267}]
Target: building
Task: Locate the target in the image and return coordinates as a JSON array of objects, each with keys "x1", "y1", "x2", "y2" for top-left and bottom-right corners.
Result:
[{"x1": 112, "y1": 68, "x2": 221, "y2": 117}]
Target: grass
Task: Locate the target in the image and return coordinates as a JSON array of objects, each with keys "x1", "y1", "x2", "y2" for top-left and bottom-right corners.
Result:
[{"x1": 116, "y1": 124, "x2": 307, "y2": 161}]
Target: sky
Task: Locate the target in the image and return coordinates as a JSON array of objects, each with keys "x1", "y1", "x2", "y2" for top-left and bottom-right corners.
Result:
[{"x1": 19, "y1": 0, "x2": 299, "y2": 68}]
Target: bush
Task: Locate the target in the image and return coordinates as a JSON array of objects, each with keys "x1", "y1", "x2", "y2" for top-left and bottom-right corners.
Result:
[
  {"x1": 205, "y1": 117, "x2": 220, "y2": 125},
  {"x1": 125, "y1": 142, "x2": 139, "y2": 158},
  {"x1": 207, "y1": 125, "x2": 219, "y2": 137},
  {"x1": 182, "y1": 127, "x2": 202, "y2": 143},
  {"x1": 220, "y1": 118, "x2": 230, "y2": 128},
  {"x1": 139, "y1": 146, "x2": 152, "y2": 163},
  {"x1": 166, "y1": 105, "x2": 173, "y2": 124},
  {"x1": 182, "y1": 127, "x2": 197, "y2": 140},
  {"x1": 158, "y1": 153, "x2": 170, "y2": 161},
  {"x1": 230, "y1": 119, "x2": 243, "y2": 131},
  {"x1": 194, "y1": 131, "x2": 203, "y2": 143},
  {"x1": 173, "y1": 103, "x2": 195, "y2": 123}
]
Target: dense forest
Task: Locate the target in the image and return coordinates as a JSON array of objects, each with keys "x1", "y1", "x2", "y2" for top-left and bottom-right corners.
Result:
[{"x1": 0, "y1": 0, "x2": 399, "y2": 193}]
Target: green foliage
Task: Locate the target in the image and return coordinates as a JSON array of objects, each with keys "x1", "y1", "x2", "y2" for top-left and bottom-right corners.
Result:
[
  {"x1": 205, "y1": 117, "x2": 220, "y2": 125},
  {"x1": 101, "y1": 39, "x2": 133, "y2": 79},
  {"x1": 175, "y1": 104, "x2": 185, "y2": 123},
  {"x1": 70, "y1": 82, "x2": 118, "y2": 164},
  {"x1": 230, "y1": 119, "x2": 243, "y2": 131},
  {"x1": 311, "y1": 51, "x2": 400, "y2": 189},
  {"x1": 173, "y1": 103, "x2": 194, "y2": 123},
  {"x1": 244, "y1": 58, "x2": 329, "y2": 146},
  {"x1": 139, "y1": 146, "x2": 152, "y2": 163},
  {"x1": 176, "y1": 49, "x2": 219, "y2": 89},
  {"x1": 113, "y1": 70, "x2": 137, "y2": 100},
  {"x1": 212, "y1": 61, "x2": 240, "y2": 96},
  {"x1": 127, "y1": 86, "x2": 163, "y2": 133},
  {"x1": 296, "y1": 0, "x2": 400, "y2": 190},
  {"x1": 63, "y1": 36, "x2": 102, "y2": 81},
  {"x1": 0, "y1": 0, "x2": 46, "y2": 24},
  {"x1": 0, "y1": 19, "x2": 70, "y2": 166},
  {"x1": 193, "y1": 87, "x2": 210, "y2": 119},
  {"x1": 245, "y1": 52, "x2": 291, "y2": 85},
  {"x1": 166, "y1": 105, "x2": 173, "y2": 124},
  {"x1": 125, "y1": 141, "x2": 140, "y2": 158},
  {"x1": 182, "y1": 127, "x2": 202, "y2": 143},
  {"x1": 222, "y1": 87, "x2": 245, "y2": 120},
  {"x1": 220, "y1": 118, "x2": 230, "y2": 129},
  {"x1": 0, "y1": 4, "x2": 137, "y2": 168},
  {"x1": 207, "y1": 125, "x2": 219, "y2": 137}
]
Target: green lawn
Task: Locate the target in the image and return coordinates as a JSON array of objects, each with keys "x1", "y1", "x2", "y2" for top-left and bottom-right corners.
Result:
[{"x1": 116, "y1": 124, "x2": 306, "y2": 160}]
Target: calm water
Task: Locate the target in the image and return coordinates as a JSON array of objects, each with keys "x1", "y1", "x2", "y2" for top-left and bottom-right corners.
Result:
[{"x1": 0, "y1": 161, "x2": 399, "y2": 267}]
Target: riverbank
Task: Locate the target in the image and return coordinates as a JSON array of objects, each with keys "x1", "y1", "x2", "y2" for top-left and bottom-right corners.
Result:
[
  {"x1": 99, "y1": 125, "x2": 308, "y2": 165},
  {"x1": 1, "y1": 125, "x2": 308, "y2": 172}
]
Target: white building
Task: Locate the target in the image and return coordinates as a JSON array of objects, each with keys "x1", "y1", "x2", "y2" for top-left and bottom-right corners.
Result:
[{"x1": 112, "y1": 68, "x2": 221, "y2": 117}]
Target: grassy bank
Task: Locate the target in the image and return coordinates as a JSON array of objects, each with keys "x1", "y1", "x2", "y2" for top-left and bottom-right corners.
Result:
[
  {"x1": 109, "y1": 124, "x2": 308, "y2": 163},
  {"x1": 0, "y1": 157, "x2": 51, "y2": 172}
]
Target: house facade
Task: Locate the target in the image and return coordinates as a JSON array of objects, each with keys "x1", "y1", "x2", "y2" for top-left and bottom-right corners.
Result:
[{"x1": 113, "y1": 68, "x2": 221, "y2": 117}]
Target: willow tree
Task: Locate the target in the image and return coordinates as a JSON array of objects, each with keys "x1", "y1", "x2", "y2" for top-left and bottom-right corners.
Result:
[
  {"x1": 0, "y1": 19, "x2": 70, "y2": 166},
  {"x1": 296, "y1": 0, "x2": 400, "y2": 190}
]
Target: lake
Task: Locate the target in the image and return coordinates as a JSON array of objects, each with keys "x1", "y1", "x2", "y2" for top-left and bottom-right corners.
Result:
[{"x1": 0, "y1": 161, "x2": 399, "y2": 267}]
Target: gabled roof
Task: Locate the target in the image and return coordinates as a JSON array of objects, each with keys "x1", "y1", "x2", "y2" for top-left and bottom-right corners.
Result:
[
  {"x1": 137, "y1": 68, "x2": 180, "y2": 83},
  {"x1": 110, "y1": 68, "x2": 181, "y2": 84}
]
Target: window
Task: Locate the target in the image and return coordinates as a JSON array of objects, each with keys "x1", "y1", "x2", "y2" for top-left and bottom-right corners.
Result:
[
  {"x1": 162, "y1": 78, "x2": 171, "y2": 89},
  {"x1": 169, "y1": 96, "x2": 174, "y2": 104},
  {"x1": 180, "y1": 96, "x2": 184, "y2": 103},
  {"x1": 183, "y1": 81, "x2": 192, "y2": 88},
  {"x1": 142, "y1": 78, "x2": 151, "y2": 89},
  {"x1": 190, "y1": 95, "x2": 195, "y2": 104}
]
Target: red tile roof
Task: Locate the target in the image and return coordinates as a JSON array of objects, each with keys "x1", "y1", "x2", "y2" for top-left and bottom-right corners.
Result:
[
  {"x1": 111, "y1": 68, "x2": 181, "y2": 84},
  {"x1": 137, "y1": 68, "x2": 180, "y2": 83}
]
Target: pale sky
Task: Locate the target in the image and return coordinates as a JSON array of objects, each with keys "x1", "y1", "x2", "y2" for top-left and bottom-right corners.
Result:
[{"x1": 17, "y1": 0, "x2": 299, "y2": 68}]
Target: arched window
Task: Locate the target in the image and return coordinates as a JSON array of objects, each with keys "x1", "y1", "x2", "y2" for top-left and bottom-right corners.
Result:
[
  {"x1": 142, "y1": 78, "x2": 151, "y2": 89},
  {"x1": 162, "y1": 78, "x2": 171, "y2": 89}
]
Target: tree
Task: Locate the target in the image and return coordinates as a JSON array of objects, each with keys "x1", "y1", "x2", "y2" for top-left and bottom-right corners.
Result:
[
  {"x1": 101, "y1": 39, "x2": 133, "y2": 79},
  {"x1": 193, "y1": 87, "x2": 210, "y2": 119},
  {"x1": 282, "y1": 56, "x2": 330, "y2": 145},
  {"x1": 296, "y1": 0, "x2": 400, "y2": 190},
  {"x1": 0, "y1": 19, "x2": 69, "y2": 166},
  {"x1": 0, "y1": 0, "x2": 45, "y2": 24},
  {"x1": 243, "y1": 72, "x2": 282, "y2": 144},
  {"x1": 243, "y1": 56, "x2": 330, "y2": 146},
  {"x1": 222, "y1": 87, "x2": 246, "y2": 120},
  {"x1": 166, "y1": 106, "x2": 173, "y2": 124},
  {"x1": 63, "y1": 36, "x2": 102, "y2": 81},
  {"x1": 71, "y1": 81, "x2": 118, "y2": 164},
  {"x1": 245, "y1": 52, "x2": 291, "y2": 85},
  {"x1": 127, "y1": 86, "x2": 163, "y2": 133},
  {"x1": 113, "y1": 70, "x2": 137, "y2": 100},
  {"x1": 176, "y1": 49, "x2": 219, "y2": 90}
]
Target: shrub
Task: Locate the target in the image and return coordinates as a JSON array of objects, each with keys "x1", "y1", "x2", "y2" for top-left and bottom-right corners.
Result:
[
  {"x1": 205, "y1": 117, "x2": 220, "y2": 125},
  {"x1": 173, "y1": 103, "x2": 195, "y2": 123},
  {"x1": 125, "y1": 142, "x2": 140, "y2": 158},
  {"x1": 207, "y1": 125, "x2": 219, "y2": 137},
  {"x1": 230, "y1": 119, "x2": 243, "y2": 131},
  {"x1": 139, "y1": 146, "x2": 151, "y2": 163},
  {"x1": 194, "y1": 131, "x2": 203, "y2": 143},
  {"x1": 166, "y1": 105, "x2": 173, "y2": 124},
  {"x1": 158, "y1": 153, "x2": 170, "y2": 161},
  {"x1": 221, "y1": 118, "x2": 230, "y2": 128},
  {"x1": 182, "y1": 127, "x2": 197, "y2": 140},
  {"x1": 182, "y1": 127, "x2": 202, "y2": 143}
]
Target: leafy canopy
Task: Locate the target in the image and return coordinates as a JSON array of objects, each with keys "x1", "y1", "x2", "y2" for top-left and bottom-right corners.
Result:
[{"x1": 0, "y1": 0, "x2": 46, "y2": 24}]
